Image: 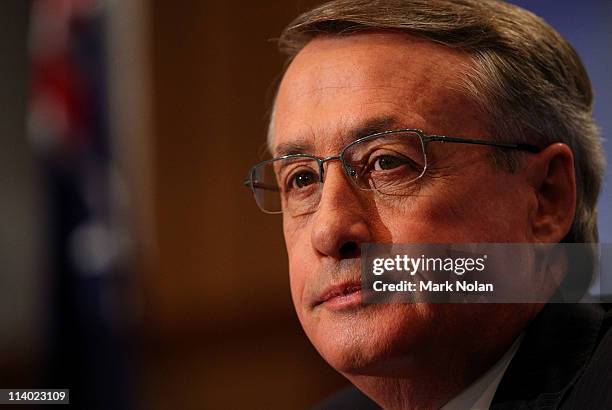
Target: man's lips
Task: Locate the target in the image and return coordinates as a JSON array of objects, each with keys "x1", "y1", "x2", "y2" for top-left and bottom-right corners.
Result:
[{"x1": 314, "y1": 281, "x2": 363, "y2": 310}]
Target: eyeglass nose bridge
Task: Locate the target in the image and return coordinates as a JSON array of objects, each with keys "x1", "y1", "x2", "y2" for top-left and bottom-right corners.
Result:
[
  {"x1": 318, "y1": 154, "x2": 361, "y2": 188},
  {"x1": 317, "y1": 155, "x2": 342, "y2": 183}
]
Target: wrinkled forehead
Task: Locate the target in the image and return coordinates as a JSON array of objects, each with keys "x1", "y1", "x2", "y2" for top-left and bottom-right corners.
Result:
[{"x1": 269, "y1": 32, "x2": 479, "y2": 157}]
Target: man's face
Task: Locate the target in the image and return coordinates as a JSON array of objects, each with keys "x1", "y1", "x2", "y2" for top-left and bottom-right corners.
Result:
[{"x1": 271, "y1": 33, "x2": 538, "y2": 376}]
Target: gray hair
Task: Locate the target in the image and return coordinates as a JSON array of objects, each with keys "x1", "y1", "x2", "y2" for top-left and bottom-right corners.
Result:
[{"x1": 271, "y1": 0, "x2": 605, "y2": 243}]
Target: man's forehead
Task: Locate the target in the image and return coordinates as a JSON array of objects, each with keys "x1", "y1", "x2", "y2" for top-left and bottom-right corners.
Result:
[
  {"x1": 270, "y1": 32, "x2": 477, "y2": 156},
  {"x1": 284, "y1": 32, "x2": 467, "y2": 89}
]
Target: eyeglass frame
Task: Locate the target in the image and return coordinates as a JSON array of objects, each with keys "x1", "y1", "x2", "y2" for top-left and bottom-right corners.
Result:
[{"x1": 243, "y1": 128, "x2": 543, "y2": 214}]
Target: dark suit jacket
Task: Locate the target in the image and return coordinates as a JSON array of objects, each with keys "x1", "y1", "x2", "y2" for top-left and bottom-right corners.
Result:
[{"x1": 314, "y1": 303, "x2": 612, "y2": 409}]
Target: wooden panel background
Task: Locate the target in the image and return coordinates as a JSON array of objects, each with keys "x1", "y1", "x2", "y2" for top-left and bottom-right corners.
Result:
[{"x1": 139, "y1": 1, "x2": 347, "y2": 409}]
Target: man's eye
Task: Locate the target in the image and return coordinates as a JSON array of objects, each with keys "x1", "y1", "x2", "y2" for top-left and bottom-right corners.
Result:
[
  {"x1": 373, "y1": 155, "x2": 410, "y2": 171},
  {"x1": 289, "y1": 170, "x2": 318, "y2": 189}
]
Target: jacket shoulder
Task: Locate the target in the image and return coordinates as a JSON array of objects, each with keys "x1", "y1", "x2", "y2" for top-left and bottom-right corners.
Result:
[{"x1": 561, "y1": 305, "x2": 612, "y2": 408}]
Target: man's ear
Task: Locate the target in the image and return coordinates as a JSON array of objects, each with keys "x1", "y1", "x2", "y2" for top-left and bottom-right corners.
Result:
[{"x1": 526, "y1": 142, "x2": 576, "y2": 243}]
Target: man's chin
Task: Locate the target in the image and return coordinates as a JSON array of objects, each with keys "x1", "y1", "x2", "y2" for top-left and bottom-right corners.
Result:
[{"x1": 302, "y1": 303, "x2": 432, "y2": 375}]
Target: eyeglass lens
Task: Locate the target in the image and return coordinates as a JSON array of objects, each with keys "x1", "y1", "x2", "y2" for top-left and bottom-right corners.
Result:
[{"x1": 251, "y1": 130, "x2": 426, "y2": 215}]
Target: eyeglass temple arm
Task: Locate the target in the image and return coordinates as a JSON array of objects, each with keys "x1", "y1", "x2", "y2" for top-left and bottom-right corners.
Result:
[
  {"x1": 426, "y1": 135, "x2": 542, "y2": 153},
  {"x1": 243, "y1": 179, "x2": 281, "y2": 192}
]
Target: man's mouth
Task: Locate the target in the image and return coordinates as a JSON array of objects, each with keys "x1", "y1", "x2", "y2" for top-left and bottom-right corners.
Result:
[{"x1": 314, "y1": 281, "x2": 363, "y2": 310}]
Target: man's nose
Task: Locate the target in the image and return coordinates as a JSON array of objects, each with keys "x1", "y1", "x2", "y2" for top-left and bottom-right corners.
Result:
[{"x1": 310, "y1": 162, "x2": 372, "y2": 260}]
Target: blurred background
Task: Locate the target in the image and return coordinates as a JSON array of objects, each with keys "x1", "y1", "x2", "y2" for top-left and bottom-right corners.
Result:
[{"x1": 0, "y1": 0, "x2": 610, "y2": 409}]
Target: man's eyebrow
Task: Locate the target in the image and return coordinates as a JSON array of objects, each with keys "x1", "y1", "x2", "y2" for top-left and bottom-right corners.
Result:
[
  {"x1": 273, "y1": 115, "x2": 403, "y2": 157},
  {"x1": 273, "y1": 141, "x2": 313, "y2": 157},
  {"x1": 350, "y1": 116, "x2": 401, "y2": 140}
]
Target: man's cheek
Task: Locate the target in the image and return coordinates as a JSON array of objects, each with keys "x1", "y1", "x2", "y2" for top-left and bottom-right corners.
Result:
[
  {"x1": 288, "y1": 258, "x2": 308, "y2": 308},
  {"x1": 285, "y1": 218, "x2": 315, "y2": 258}
]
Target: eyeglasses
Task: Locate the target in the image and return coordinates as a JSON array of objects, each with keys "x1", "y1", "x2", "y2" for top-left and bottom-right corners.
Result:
[{"x1": 244, "y1": 129, "x2": 541, "y2": 216}]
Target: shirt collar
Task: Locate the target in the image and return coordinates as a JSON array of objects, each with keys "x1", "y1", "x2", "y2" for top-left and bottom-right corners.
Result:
[{"x1": 442, "y1": 333, "x2": 524, "y2": 410}]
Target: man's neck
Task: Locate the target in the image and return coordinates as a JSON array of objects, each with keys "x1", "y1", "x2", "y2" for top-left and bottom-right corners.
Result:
[{"x1": 343, "y1": 335, "x2": 523, "y2": 410}]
